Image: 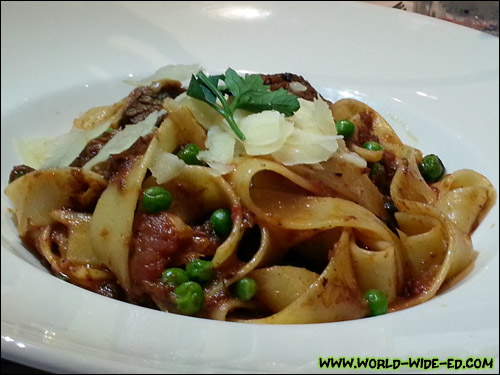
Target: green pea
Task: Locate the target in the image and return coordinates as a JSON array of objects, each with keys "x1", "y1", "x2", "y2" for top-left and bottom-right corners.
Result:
[
  {"x1": 335, "y1": 119, "x2": 355, "y2": 139},
  {"x1": 370, "y1": 162, "x2": 385, "y2": 177},
  {"x1": 174, "y1": 281, "x2": 204, "y2": 315},
  {"x1": 362, "y1": 141, "x2": 384, "y2": 151},
  {"x1": 186, "y1": 259, "x2": 214, "y2": 284},
  {"x1": 364, "y1": 289, "x2": 388, "y2": 316},
  {"x1": 161, "y1": 268, "x2": 189, "y2": 286},
  {"x1": 232, "y1": 277, "x2": 257, "y2": 301},
  {"x1": 176, "y1": 143, "x2": 202, "y2": 165},
  {"x1": 142, "y1": 186, "x2": 172, "y2": 214},
  {"x1": 210, "y1": 208, "x2": 232, "y2": 237},
  {"x1": 418, "y1": 154, "x2": 445, "y2": 182}
]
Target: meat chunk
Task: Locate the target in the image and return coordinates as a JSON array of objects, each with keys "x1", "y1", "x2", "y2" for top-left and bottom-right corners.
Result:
[
  {"x1": 91, "y1": 133, "x2": 154, "y2": 184},
  {"x1": 129, "y1": 212, "x2": 221, "y2": 287},
  {"x1": 261, "y1": 73, "x2": 319, "y2": 101},
  {"x1": 9, "y1": 164, "x2": 35, "y2": 183},
  {"x1": 119, "y1": 79, "x2": 185, "y2": 127},
  {"x1": 71, "y1": 80, "x2": 183, "y2": 169},
  {"x1": 380, "y1": 150, "x2": 399, "y2": 184},
  {"x1": 70, "y1": 129, "x2": 117, "y2": 168},
  {"x1": 368, "y1": 149, "x2": 399, "y2": 196},
  {"x1": 356, "y1": 110, "x2": 379, "y2": 146},
  {"x1": 130, "y1": 213, "x2": 192, "y2": 284}
]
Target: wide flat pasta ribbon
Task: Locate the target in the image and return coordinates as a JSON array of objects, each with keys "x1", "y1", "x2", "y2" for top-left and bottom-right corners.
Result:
[
  {"x1": 434, "y1": 169, "x2": 497, "y2": 235},
  {"x1": 392, "y1": 206, "x2": 476, "y2": 311},
  {"x1": 90, "y1": 137, "x2": 159, "y2": 289},
  {"x1": 5, "y1": 167, "x2": 107, "y2": 236},
  {"x1": 225, "y1": 157, "x2": 405, "y2": 321},
  {"x1": 289, "y1": 150, "x2": 388, "y2": 219},
  {"x1": 32, "y1": 224, "x2": 114, "y2": 284},
  {"x1": 389, "y1": 149, "x2": 438, "y2": 207},
  {"x1": 329, "y1": 98, "x2": 403, "y2": 152},
  {"x1": 390, "y1": 152, "x2": 479, "y2": 310},
  {"x1": 237, "y1": 230, "x2": 369, "y2": 324}
]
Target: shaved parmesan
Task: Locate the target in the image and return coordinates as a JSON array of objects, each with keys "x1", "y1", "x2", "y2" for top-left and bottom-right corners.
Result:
[
  {"x1": 40, "y1": 121, "x2": 112, "y2": 168},
  {"x1": 179, "y1": 95, "x2": 224, "y2": 130},
  {"x1": 238, "y1": 111, "x2": 293, "y2": 155},
  {"x1": 272, "y1": 128, "x2": 341, "y2": 165},
  {"x1": 15, "y1": 137, "x2": 52, "y2": 168},
  {"x1": 270, "y1": 97, "x2": 341, "y2": 165},
  {"x1": 292, "y1": 98, "x2": 337, "y2": 135},
  {"x1": 149, "y1": 151, "x2": 185, "y2": 184},
  {"x1": 197, "y1": 126, "x2": 236, "y2": 174},
  {"x1": 83, "y1": 111, "x2": 162, "y2": 170},
  {"x1": 124, "y1": 64, "x2": 202, "y2": 87},
  {"x1": 179, "y1": 87, "x2": 342, "y2": 168}
]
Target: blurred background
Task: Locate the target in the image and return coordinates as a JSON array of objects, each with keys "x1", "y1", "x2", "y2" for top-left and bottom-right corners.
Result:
[{"x1": 363, "y1": 1, "x2": 499, "y2": 36}]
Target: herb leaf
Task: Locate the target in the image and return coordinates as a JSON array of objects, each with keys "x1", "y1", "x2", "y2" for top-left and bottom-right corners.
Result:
[
  {"x1": 186, "y1": 68, "x2": 300, "y2": 141},
  {"x1": 236, "y1": 88, "x2": 300, "y2": 116},
  {"x1": 187, "y1": 73, "x2": 219, "y2": 107},
  {"x1": 224, "y1": 68, "x2": 247, "y2": 97},
  {"x1": 188, "y1": 71, "x2": 246, "y2": 140}
]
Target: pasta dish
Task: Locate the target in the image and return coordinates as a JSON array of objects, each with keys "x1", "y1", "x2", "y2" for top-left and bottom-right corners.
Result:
[{"x1": 5, "y1": 65, "x2": 496, "y2": 323}]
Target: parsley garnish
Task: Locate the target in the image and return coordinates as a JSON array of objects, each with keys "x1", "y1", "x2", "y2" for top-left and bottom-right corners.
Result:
[{"x1": 187, "y1": 68, "x2": 300, "y2": 141}]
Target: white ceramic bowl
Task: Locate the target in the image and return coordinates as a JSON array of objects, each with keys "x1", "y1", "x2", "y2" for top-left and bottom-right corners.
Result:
[{"x1": 2, "y1": 2, "x2": 498, "y2": 373}]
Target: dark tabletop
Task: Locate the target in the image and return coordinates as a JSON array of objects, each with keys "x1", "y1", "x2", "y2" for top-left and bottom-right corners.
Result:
[{"x1": 1, "y1": 358, "x2": 50, "y2": 374}]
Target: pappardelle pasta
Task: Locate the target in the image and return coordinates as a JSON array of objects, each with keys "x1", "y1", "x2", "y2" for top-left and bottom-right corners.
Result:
[{"x1": 5, "y1": 65, "x2": 496, "y2": 323}]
